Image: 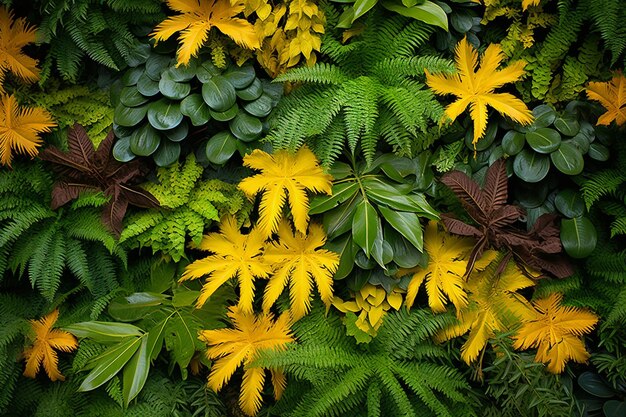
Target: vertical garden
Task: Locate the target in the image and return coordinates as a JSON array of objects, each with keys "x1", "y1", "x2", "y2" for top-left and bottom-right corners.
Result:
[{"x1": 0, "y1": 0, "x2": 625, "y2": 415}]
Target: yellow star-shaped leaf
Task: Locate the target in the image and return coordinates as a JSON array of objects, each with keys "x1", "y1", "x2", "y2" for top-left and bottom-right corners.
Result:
[
  {"x1": 0, "y1": 7, "x2": 40, "y2": 91},
  {"x1": 151, "y1": 0, "x2": 260, "y2": 66},
  {"x1": 426, "y1": 36, "x2": 533, "y2": 146},
  {"x1": 513, "y1": 292, "x2": 598, "y2": 373},
  {"x1": 22, "y1": 309, "x2": 78, "y2": 382},
  {"x1": 238, "y1": 146, "x2": 333, "y2": 238},
  {"x1": 263, "y1": 220, "x2": 339, "y2": 320},
  {"x1": 180, "y1": 216, "x2": 272, "y2": 313},
  {"x1": 586, "y1": 71, "x2": 626, "y2": 127},
  {"x1": 0, "y1": 94, "x2": 56, "y2": 167},
  {"x1": 200, "y1": 307, "x2": 294, "y2": 416}
]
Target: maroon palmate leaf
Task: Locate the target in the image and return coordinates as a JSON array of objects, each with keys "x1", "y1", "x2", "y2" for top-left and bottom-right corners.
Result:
[
  {"x1": 39, "y1": 124, "x2": 159, "y2": 236},
  {"x1": 440, "y1": 159, "x2": 573, "y2": 279}
]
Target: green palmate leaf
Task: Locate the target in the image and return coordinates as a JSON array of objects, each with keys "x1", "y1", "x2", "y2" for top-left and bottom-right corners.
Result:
[
  {"x1": 79, "y1": 336, "x2": 142, "y2": 391},
  {"x1": 122, "y1": 336, "x2": 150, "y2": 406},
  {"x1": 352, "y1": 200, "x2": 378, "y2": 257},
  {"x1": 526, "y1": 128, "x2": 561, "y2": 154},
  {"x1": 560, "y1": 217, "x2": 597, "y2": 258},
  {"x1": 378, "y1": 206, "x2": 424, "y2": 251},
  {"x1": 550, "y1": 142, "x2": 584, "y2": 175},
  {"x1": 383, "y1": 0, "x2": 449, "y2": 30},
  {"x1": 513, "y1": 149, "x2": 550, "y2": 183},
  {"x1": 65, "y1": 322, "x2": 143, "y2": 343}
]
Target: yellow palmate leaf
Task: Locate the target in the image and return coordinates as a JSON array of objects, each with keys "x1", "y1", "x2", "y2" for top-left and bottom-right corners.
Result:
[
  {"x1": 238, "y1": 147, "x2": 333, "y2": 238},
  {"x1": 200, "y1": 308, "x2": 294, "y2": 416},
  {"x1": 522, "y1": 0, "x2": 541, "y2": 10},
  {"x1": 426, "y1": 37, "x2": 533, "y2": 146},
  {"x1": 513, "y1": 292, "x2": 598, "y2": 373},
  {"x1": 586, "y1": 71, "x2": 626, "y2": 126},
  {"x1": 180, "y1": 216, "x2": 272, "y2": 313},
  {"x1": 22, "y1": 309, "x2": 78, "y2": 382},
  {"x1": 263, "y1": 221, "x2": 338, "y2": 320},
  {"x1": 436, "y1": 255, "x2": 535, "y2": 364},
  {"x1": 0, "y1": 7, "x2": 39, "y2": 91},
  {"x1": 152, "y1": 0, "x2": 260, "y2": 66},
  {"x1": 0, "y1": 94, "x2": 55, "y2": 167},
  {"x1": 405, "y1": 221, "x2": 473, "y2": 313}
]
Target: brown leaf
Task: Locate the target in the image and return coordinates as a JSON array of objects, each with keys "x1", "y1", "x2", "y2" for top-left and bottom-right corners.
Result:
[
  {"x1": 441, "y1": 170, "x2": 488, "y2": 221},
  {"x1": 483, "y1": 159, "x2": 509, "y2": 209}
]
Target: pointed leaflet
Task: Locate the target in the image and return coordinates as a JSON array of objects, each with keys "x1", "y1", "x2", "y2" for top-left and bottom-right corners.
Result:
[
  {"x1": 22, "y1": 310, "x2": 78, "y2": 382},
  {"x1": 151, "y1": 0, "x2": 259, "y2": 66},
  {"x1": 39, "y1": 125, "x2": 159, "y2": 236},
  {"x1": 0, "y1": 94, "x2": 55, "y2": 166},
  {"x1": 586, "y1": 71, "x2": 626, "y2": 126},
  {"x1": 238, "y1": 147, "x2": 333, "y2": 238},
  {"x1": 263, "y1": 221, "x2": 339, "y2": 320},
  {"x1": 0, "y1": 7, "x2": 40, "y2": 91},
  {"x1": 180, "y1": 216, "x2": 272, "y2": 313},
  {"x1": 426, "y1": 37, "x2": 533, "y2": 146},
  {"x1": 513, "y1": 293, "x2": 598, "y2": 373},
  {"x1": 199, "y1": 308, "x2": 293, "y2": 416},
  {"x1": 482, "y1": 159, "x2": 508, "y2": 209}
]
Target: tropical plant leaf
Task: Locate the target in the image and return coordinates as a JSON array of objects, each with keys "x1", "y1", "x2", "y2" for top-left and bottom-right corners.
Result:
[
  {"x1": 585, "y1": 71, "x2": 626, "y2": 126},
  {"x1": 0, "y1": 7, "x2": 39, "y2": 90}
]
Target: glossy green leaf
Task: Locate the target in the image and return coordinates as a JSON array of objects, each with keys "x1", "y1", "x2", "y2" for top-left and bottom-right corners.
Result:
[
  {"x1": 236, "y1": 78, "x2": 263, "y2": 101},
  {"x1": 352, "y1": 0, "x2": 377, "y2": 21},
  {"x1": 126, "y1": 43, "x2": 151, "y2": 67},
  {"x1": 196, "y1": 61, "x2": 221, "y2": 83},
  {"x1": 122, "y1": 336, "x2": 150, "y2": 406},
  {"x1": 108, "y1": 292, "x2": 167, "y2": 322},
  {"x1": 146, "y1": 319, "x2": 168, "y2": 362},
  {"x1": 172, "y1": 289, "x2": 200, "y2": 307},
  {"x1": 165, "y1": 311, "x2": 199, "y2": 371},
  {"x1": 309, "y1": 181, "x2": 359, "y2": 215},
  {"x1": 120, "y1": 87, "x2": 149, "y2": 107},
  {"x1": 352, "y1": 199, "x2": 378, "y2": 257},
  {"x1": 561, "y1": 217, "x2": 597, "y2": 258},
  {"x1": 570, "y1": 133, "x2": 591, "y2": 153},
  {"x1": 180, "y1": 94, "x2": 211, "y2": 126},
  {"x1": 588, "y1": 143, "x2": 610, "y2": 161},
  {"x1": 153, "y1": 140, "x2": 181, "y2": 167},
  {"x1": 383, "y1": 0, "x2": 448, "y2": 30},
  {"x1": 532, "y1": 104, "x2": 557, "y2": 128},
  {"x1": 224, "y1": 65, "x2": 255, "y2": 89},
  {"x1": 159, "y1": 74, "x2": 191, "y2": 100},
  {"x1": 121, "y1": 67, "x2": 143, "y2": 86},
  {"x1": 466, "y1": 121, "x2": 497, "y2": 151},
  {"x1": 229, "y1": 112, "x2": 263, "y2": 142},
  {"x1": 578, "y1": 372, "x2": 616, "y2": 398},
  {"x1": 325, "y1": 236, "x2": 356, "y2": 280},
  {"x1": 137, "y1": 74, "x2": 160, "y2": 97},
  {"x1": 112, "y1": 137, "x2": 136, "y2": 162},
  {"x1": 525, "y1": 128, "x2": 561, "y2": 154},
  {"x1": 147, "y1": 99, "x2": 183, "y2": 130},
  {"x1": 130, "y1": 123, "x2": 161, "y2": 156},
  {"x1": 165, "y1": 121, "x2": 189, "y2": 142},
  {"x1": 145, "y1": 54, "x2": 171, "y2": 80},
  {"x1": 554, "y1": 189, "x2": 585, "y2": 218},
  {"x1": 513, "y1": 149, "x2": 550, "y2": 183},
  {"x1": 205, "y1": 132, "x2": 237, "y2": 165},
  {"x1": 554, "y1": 116, "x2": 580, "y2": 137},
  {"x1": 550, "y1": 142, "x2": 584, "y2": 175},
  {"x1": 202, "y1": 76, "x2": 237, "y2": 112},
  {"x1": 324, "y1": 194, "x2": 361, "y2": 239},
  {"x1": 378, "y1": 206, "x2": 423, "y2": 251},
  {"x1": 604, "y1": 400, "x2": 626, "y2": 417},
  {"x1": 243, "y1": 94, "x2": 273, "y2": 117},
  {"x1": 168, "y1": 61, "x2": 197, "y2": 82},
  {"x1": 502, "y1": 131, "x2": 525, "y2": 155},
  {"x1": 210, "y1": 103, "x2": 239, "y2": 121},
  {"x1": 114, "y1": 104, "x2": 148, "y2": 127},
  {"x1": 79, "y1": 337, "x2": 142, "y2": 391},
  {"x1": 386, "y1": 226, "x2": 424, "y2": 268},
  {"x1": 65, "y1": 322, "x2": 143, "y2": 343}
]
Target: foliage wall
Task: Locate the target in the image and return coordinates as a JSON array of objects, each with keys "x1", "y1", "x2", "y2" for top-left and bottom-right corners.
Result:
[{"x1": 0, "y1": 0, "x2": 625, "y2": 416}]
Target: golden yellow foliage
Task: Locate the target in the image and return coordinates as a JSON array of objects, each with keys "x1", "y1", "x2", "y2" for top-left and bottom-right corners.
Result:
[
  {"x1": 0, "y1": 7, "x2": 39, "y2": 91},
  {"x1": 151, "y1": 0, "x2": 259, "y2": 66},
  {"x1": 0, "y1": 94, "x2": 56, "y2": 167},
  {"x1": 263, "y1": 221, "x2": 339, "y2": 320},
  {"x1": 200, "y1": 307, "x2": 294, "y2": 416},
  {"x1": 586, "y1": 71, "x2": 626, "y2": 126},
  {"x1": 180, "y1": 216, "x2": 272, "y2": 313},
  {"x1": 238, "y1": 146, "x2": 333, "y2": 238},
  {"x1": 22, "y1": 310, "x2": 78, "y2": 382},
  {"x1": 513, "y1": 293, "x2": 598, "y2": 373},
  {"x1": 426, "y1": 37, "x2": 533, "y2": 146},
  {"x1": 521, "y1": 0, "x2": 541, "y2": 10}
]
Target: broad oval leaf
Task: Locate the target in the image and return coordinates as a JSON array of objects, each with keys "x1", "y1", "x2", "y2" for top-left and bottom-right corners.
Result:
[
  {"x1": 159, "y1": 75, "x2": 191, "y2": 100},
  {"x1": 243, "y1": 94, "x2": 274, "y2": 118},
  {"x1": 588, "y1": 143, "x2": 610, "y2": 161},
  {"x1": 352, "y1": 0, "x2": 378, "y2": 21},
  {"x1": 168, "y1": 61, "x2": 197, "y2": 82},
  {"x1": 112, "y1": 137, "x2": 136, "y2": 162},
  {"x1": 378, "y1": 206, "x2": 424, "y2": 251},
  {"x1": 130, "y1": 123, "x2": 161, "y2": 156},
  {"x1": 561, "y1": 217, "x2": 597, "y2": 258},
  {"x1": 79, "y1": 337, "x2": 142, "y2": 391},
  {"x1": 180, "y1": 94, "x2": 211, "y2": 126},
  {"x1": 532, "y1": 104, "x2": 557, "y2": 128},
  {"x1": 108, "y1": 292, "x2": 168, "y2": 322},
  {"x1": 224, "y1": 65, "x2": 256, "y2": 89},
  {"x1": 153, "y1": 140, "x2": 181, "y2": 167},
  {"x1": 147, "y1": 99, "x2": 183, "y2": 130},
  {"x1": 145, "y1": 54, "x2": 171, "y2": 80},
  {"x1": 164, "y1": 121, "x2": 189, "y2": 142},
  {"x1": 121, "y1": 67, "x2": 143, "y2": 86},
  {"x1": 236, "y1": 78, "x2": 263, "y2": 101},
  {"x1": 65, "y1": 322, "x2": 143, "y2": 343},
  {"x1": 502, "y1": 131, "x2": 525, "y2": 155},
  {"x1": 525, "y1": 128, "x2": 561, "y2": 154},
  {"x1": 210, "y1": 103, "x2": 239, "y2": 121},
  {"x1": 383, "y1": 0, "x2": 448, "y2": 30},
  {"x1": 229, "y1": 111, "x2": 263, "y2": 142},
  {"x1": 324, "y1": 193, "x2": 362, "y2": 239},
  {"x1": 137, "y1": 74, "x2": 160, "y2": 97},
  {"x1": 325, "y1": 235, "x2": 356, "y2": 280},
  {"x1": 513, "y1": 149, "x2": 550, "y2": 183},
  {"x1": 205, "y1": 132, "x2": 237, "y2": 165},
  {"x1": 554, "y1": 116, "x2": 580, "y2": 137},
  {"x1": 120, "y1": 87, "x2": 149, "y2": 107},
  {"x1": 578, "y1": 372, "x2": 616, "y2": 398},
  {"x1": 202, "y1": 75, "x2": 237, "y2": 112},
  {"x1": 554, "y1": 189, "x2": 585, "y2": 218},
  {"x1": 604, "y1": 400, "x2": 626, "y2": 417},
  {"x1": 114, "y1": 104, "x2": 148, "y2": 127},
  {"x1": 550, "y1": 142, "x2": 584, "y2": 175},
  {"x1": 352, "y1": 199, "x2": 378, "y2": 257}
]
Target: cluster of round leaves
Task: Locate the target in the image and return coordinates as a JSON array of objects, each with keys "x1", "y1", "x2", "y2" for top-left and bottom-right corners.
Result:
[{"x1": 111, "y1": 46, "x2": 282, "y2": 166}]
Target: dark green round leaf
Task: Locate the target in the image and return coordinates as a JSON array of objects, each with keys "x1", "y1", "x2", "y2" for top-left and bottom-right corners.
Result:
[
  {"x1": 137, "y1": 74, "x2": 160, "y2": 97},
  {"x1": 465, "y1": 122, "x2": 497, "y2": 151},
  {"x1": 554, "y1": 116, "x2": 580, "y2": 136},
  {"x1": 224, "y1": 64, "x2": 255, "y2": 89},
  {"x1": 386, "y1": 226, "x2": 423, "y2": 268},
  {"x1": 451, "y1": 10, "x2": 474, "y2": 32},
  {"x1": 180, "y1": 94, "x2": 211, "y2": 126},
  {"x1": 229, "y1": 112, "x2": 263, "y2": 142},
  {"x1": 159, "y1": 74, "x2": 191, "y2": 100},
  {"x1": 147, "y1": 99, "x2": 183, "y2": 130},
  {"x1": 153, "y1": 140, "x2": 181, "y2": 167},
  {"x1": 578, "y1": 372, "x2": 616, "y2": 398},
  {"x1": 113, "y1": 123, "x2": 134, "y2": 138},
  {"x1": 261, "y1": 80, "x2": 283, "y2": 103},
  {"x1": 114, "y1": 104, "x2": 148, "y2": 127},
  {"x1": 579, "y1": 121, "x2": 595, "y2": 141},
  {"x1": 561, "y1": 217, "x2": 597, "y2": 258},
  {"x1": 110, "y1": 80, "x2": 123, "y2": 107},
  {"x1": 205, "y1": 132, "x2": 237, "y2": 165},
  {"x1": 112, "y1": 137, "x2": 136, "y2": 162},
  {"x1": 168, "y1": 61, "x2": 197, "y2": 82},
  {"x1": 121, "y1": 67, "x2": 144, "y2": 86},
  {"x1": 514, "y1": 179, "x2": 548, "y2": 209},
  {"x1": 236, "y1": 78, "x2": 263, "y2": 101},
  {"x1": 355, "y1": 250, "x2": 376, "y2": 270},
  {"x1": 604, "y1": 401, "x2": 626, "y2": 417},
  {"x1": 202, "y1": 75, "x2": 237, "y2": 112},
  {"x1": 126, "y1": 43, "x2": 151, "y2": 67},
  {"x1": 130, "y1": 124, "x2": 161, "y2": 156},
  {"x1": 502, "y1": 130, "x2": 525, "y2": 155},
  {"x1": 526, "y1": 127, "x2": 561, "y2": 153},
  {"x1": 196, "y1": 61, "x2": 221, "y2": 83},
  {"x1": 550, "y1": 142, "x2": 584, "y2": 175},
  {"x1": 570, "y1": 133, "x2": 590, "y2": 153},
  {"x1": 555, "y1": 189, "x2": 585, "y2": 218},
  {"x1": 120, "y1": 87, "x2": 149, "y2": 107},
  {"x1": 210, "y1": 103, "x2": 239, "y2": 121},
  {"x1": 164, "y1": 121, "x2": 188, "y2": 142},
  {"x1": 488, "y1": 145, "x2": 505, "y2": 165},
  {"x1": 243, "y1": 93, "x2": 274, "y2": 118},
  {"x1": 532, "y1": 104, "x2": 557, "y2": 128},
  {"x1": 513, "y1": 149, "x2": 550, "y2": 183},
  {"x1": 145, "y1": 54, "x2": 171, "y2": 80},
  {"x1": 588, "y1": 143, "x2": 610, "y2": 161}
]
